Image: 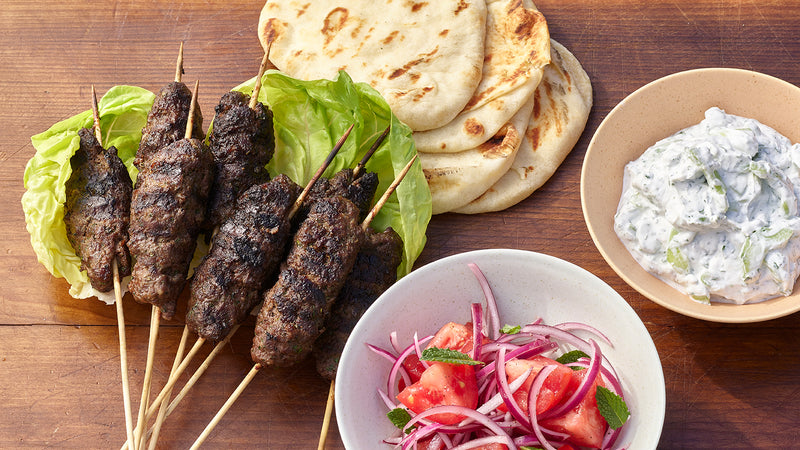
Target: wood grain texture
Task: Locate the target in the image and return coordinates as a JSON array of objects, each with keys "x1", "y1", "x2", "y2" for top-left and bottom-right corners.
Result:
[{"x1": 3, "y1": 0, "x2": 800, "y2": 448}]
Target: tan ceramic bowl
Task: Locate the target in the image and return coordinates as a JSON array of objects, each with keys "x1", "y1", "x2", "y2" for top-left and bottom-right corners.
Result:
[{"x1": 581, "y1": 68, "x2": 800, "y2": 323}]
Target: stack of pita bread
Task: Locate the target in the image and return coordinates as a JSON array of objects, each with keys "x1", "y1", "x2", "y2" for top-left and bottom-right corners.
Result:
[{"x1": 258, "y1": 0, "x2": 591, "y2": 214}]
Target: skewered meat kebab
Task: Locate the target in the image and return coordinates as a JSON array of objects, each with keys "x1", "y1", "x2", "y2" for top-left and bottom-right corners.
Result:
[
  {"x1": 63, "y1": 86, "x2": 136, "y2": 446},
  {"x1": 191, "y1": 154, "x2": 418, "y2": 449},
  {"x1": 314, "y1": 226, "x2": 402, "y2": 449},
  {"x1": 145, "y1": 54, "x2": 278, "y2": 446},
  {"x1": 205, "y1": 53, "x2": 275, "y2": 229},
  {"x1": 121, "y1": 126, "x2": 360, "y2": 450},
  {"x1": 128, "y1": 74, "x2": 212, "y2": 450},
  {"x1": 313, "y1": 226, "x2": 402, "y2": 380}
]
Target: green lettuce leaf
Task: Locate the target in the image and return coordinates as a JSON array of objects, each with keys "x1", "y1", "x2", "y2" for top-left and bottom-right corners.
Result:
[
  {"x1": 235, "y1": 70, "x2": 431, "y2": 277},
  {"x1": 22, "y1": 86, "x2": 154, "y2": 302},
  {"x1": 23, "y1": 71, "x2": 430, "y2": 303}
]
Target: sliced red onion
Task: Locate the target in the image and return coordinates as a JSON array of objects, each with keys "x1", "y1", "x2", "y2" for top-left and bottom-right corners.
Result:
[
  {"x1": 540, "y1": 339, "x2": 602, "y2": 420},
  {"x1": 555, "y1": 321, "x2": 613, "y2": 346},
  {"x1": 451, "y1": 435, "x2": 516, "y2": 449},
  {"x1": 390, "y1": 331, "x2": 402, "y2": 354},
  {"x1": 405, "y1": 405, "x2": 511, "y2": 440},
  {"x1": 414, "y1": 332, "x2": 431, "y2": 370},
  {"x1": 495, "y1": 347, "x2": 532, "y2": 430},
  {"x1": 601, "y1": 423, "x2": 623, "y2": 450},
  {"x1": 471, "y1": 302, "x2": 484, "y2": 360},
  {"x1": 474, "y1": 366, "x2": 532, "y2": 416},
  {"x1": 528, "y1": 364, "x2": 560, "y2": 450},
  {"x1": 468, "y1": 263, "x2": 500, "y2": 339},
  {"x1": 377, "y1": 388, "x2": 397, "y2": 411},
  {"x1": 568, "y1": 359, "x2": 625, "y2": 399},
  {"x1": 387, "y1": 335, "x2": 433, "y2": 397}
]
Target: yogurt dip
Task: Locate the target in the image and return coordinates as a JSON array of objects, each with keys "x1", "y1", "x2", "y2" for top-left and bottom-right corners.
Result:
[{"x1": 614, "y1": 107, "x2": 800, "y2": 304}]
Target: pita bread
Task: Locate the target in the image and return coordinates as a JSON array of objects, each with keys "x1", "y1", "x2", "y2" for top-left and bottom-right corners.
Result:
[
  {"x1": 258, "y1": 0, "x2": 487, "y2": 131},
  {"x1": 453, "y1": 39, "x2": 592, "y2": 214},
  {"x1": 421, "y1": 93, "x2": 535, "y2": 214},
  {"x1": 413, "y1": 0, "x2": 550, "y2": 153}
]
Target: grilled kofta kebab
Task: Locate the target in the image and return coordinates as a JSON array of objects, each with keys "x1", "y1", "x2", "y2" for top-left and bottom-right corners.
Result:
[
  {"x1": 313, "y1": 226, "x2": 402, "y2": 380},
  {"x1": 64, "y1": 125, "x2": 133, "y2": 292},
  {"x1": 64, "y1": 88, "x2": 136, "y2": 445},
  {"x1": 128, "y1": 80, "x2": 213, "y2": 320}
]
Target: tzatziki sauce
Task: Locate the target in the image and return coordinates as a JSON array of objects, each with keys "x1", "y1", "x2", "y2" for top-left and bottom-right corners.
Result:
[{"x1": 614, "y1": 107, "x2": 800, "y2": 304}]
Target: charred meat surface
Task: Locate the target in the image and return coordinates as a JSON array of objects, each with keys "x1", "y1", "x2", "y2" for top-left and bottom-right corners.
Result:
[
  {"x1": 135, "y1": 81, "x2": 204, "y2": 169},
  {"x1": 128, "y1": 138, "x2": 214, "y2": 319},
  {"x1": 187, "y1": 175, "x2": 300, "y2": 342},
  {"x1": 314, "y1": 227, "x2": 402, "y2": 380},
  {"x1": 300, "y1": 169, "x2": 379, "y2": 222},
  {"x1": 64, "y1": 128, "x2": 133, "y2": 292},
  {"x1": 251, "y1": 196, "x2": 363, "y2": 367},
  {"x1": 206, "y1": 91, "x2": 275, "y2": 228}
]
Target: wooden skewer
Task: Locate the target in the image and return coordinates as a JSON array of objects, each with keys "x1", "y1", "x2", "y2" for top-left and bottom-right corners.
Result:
[
  {"x1": 316, "y1": 154, "x2": 418, "y2": 449},
  {"x1": 147, "y1": 325, "x2": 190, "y2": 450},
  {"x1": 175, "y1": 42, "x2": 184, "y2": 83},
  {"x1": 352, "y1": 125, "x2": 390, "y2": 179},
  {"x1": 91, "y1": 85, "x2": 136, "y2": 449},
  {"x1": 193, "y1": 152, "x2": 417, "y2": 449},
  {"x1": 317, "y1": 379, "x2": 336, "y2": 450},
  {"x1": 248, "y1": 47, "x2": 271, "y2": 110}
]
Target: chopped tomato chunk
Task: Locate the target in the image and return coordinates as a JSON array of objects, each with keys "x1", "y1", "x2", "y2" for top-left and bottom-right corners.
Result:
[
  {"x1": 396, "y1": 362, "x2": 479, "y2": 425},
  {"x1": 428, "y1": 321, "x2": 475, "y2": 354},
  {"x1": 498, "y1": 356, "x2": 573, "y2": 415},
  {"x1": 541, "y1": 369, "x2": 608, "y2": 449}
]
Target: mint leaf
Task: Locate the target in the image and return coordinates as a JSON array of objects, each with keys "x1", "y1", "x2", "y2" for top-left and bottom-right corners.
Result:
[
  {"x1": 520, "y1": 447, "x2": 544, "y2": 450},
  {"x1": 420, "y1": 347, "x2": 483, "y2": 365},
  {"x1": 500, "y1": 324, "x2": 521, "y2": 334},
  {"x1": 556, "y1": 350, "x2": 589, "y2": 366},
  {"x1": 387, "y1": 408, "x2": 415, "y2": 433},
  {"x1": 595, "y1": 386, "x2": 630, "y2": 429}
]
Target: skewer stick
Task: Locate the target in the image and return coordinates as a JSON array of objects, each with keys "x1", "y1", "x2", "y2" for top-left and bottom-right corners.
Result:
[
  {"x1": 147, "y1": 325, "x2": 190, "y2": 450},
  {"x1": 248, "y1": 47, "x2": 271, "y2": 110},
  {"x1": 317, "y1": 154, "x2": 418, "y2": 449},
  {"x1": 92, "y1": 86, "x2": 136, "y2": 448},
  {"x1": 352, "y1": 126, "x2": 390, "y2": 179},
  {"x1": 175, "y1": 42, "x2": 184, "y2": 83},
  {"x1": 119, "y1": 325, "x2": 241, "y2": 450},
  {"x1": 317, "y1": 379, "x2": 336, "y2": 450},
  {"x1": 134, "y1": 306, "x2": 160, "y2": 449},
  {"x1": 288, "y1": 123, "x2": 355, "y2": 219},
  {"x1": 362, "y1": 154, "x2": 418, "y2": 230},
  {"x1": 190, "y1": 363, "x2": 262, "y2": 450}
]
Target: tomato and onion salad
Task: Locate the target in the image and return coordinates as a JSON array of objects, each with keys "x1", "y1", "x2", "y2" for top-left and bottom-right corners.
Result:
[{"x1": 367, "y1": 263, "x2": 630, "y2": 449}]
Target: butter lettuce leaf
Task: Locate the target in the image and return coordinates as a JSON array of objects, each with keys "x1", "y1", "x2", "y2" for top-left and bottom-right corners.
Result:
[
  {"x1": 235, "y1": 70, "x2": 430, "y2": 277},
  {"x1": 22, "y1": 85, "x2": 155, "y2": 302}
]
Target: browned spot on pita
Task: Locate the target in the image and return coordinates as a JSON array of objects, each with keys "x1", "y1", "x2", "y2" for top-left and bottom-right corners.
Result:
[
  {"x1": 479, "y1": 124, "x2": 518, "y2": 159},
  {"x1": 382, "y1": 30, "x2": 400, "y2": 45},
  {"x1": 463, "y1": 118, "x2": 485, "y2": 137},
  {"x1": 322, "y1": 7, "x2": 349, "y2": 45},
  {"x1": 297, "y1": 3, "x2": 310, "y2": 17},
  {"x1": 423, "y1": 167, "x2": 464, "y2": 191},
  {"x1": 388, "y1": 47, "x2": 439, "y2": 80},
  {"x1": 409, "y1": 72, "x2": 421, "y2": 83},
  {"x1": 410, "y1": 2, "x2": 428, "y2": 12},
  {"x1": 261, "y1": 18, "x2": 286, "y2": 46},
  {"x1": 528, "y1": 126, "x2": 541, "y2": 150},
  {"x1": 454, "y1": 0, "x2": 468, "y2": 15},
  {"x1": 440, "y1": 29, "x2": 450, "y2": 37},
  {"x1": 532, "y1": 89, "x2": 542, "y2": 119},
  {"x1": 440, "y1": 143, "x2": 447, "y2": 149}
]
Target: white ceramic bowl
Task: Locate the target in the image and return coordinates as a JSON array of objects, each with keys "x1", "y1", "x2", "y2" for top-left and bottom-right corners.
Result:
[
  {"x1": 581, "y1": 68, "x2": 800, "y2": 322},
  {"x1": 336, "y1": 249, "x2": 665, "y2": 449}
]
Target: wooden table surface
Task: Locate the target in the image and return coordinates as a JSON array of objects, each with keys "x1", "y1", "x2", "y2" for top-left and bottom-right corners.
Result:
[{"x1": 3, "y1": 1, "x2": 800, "y2": 448}]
